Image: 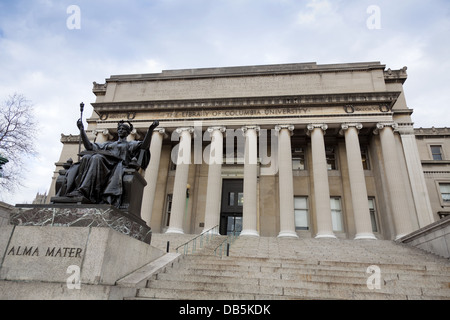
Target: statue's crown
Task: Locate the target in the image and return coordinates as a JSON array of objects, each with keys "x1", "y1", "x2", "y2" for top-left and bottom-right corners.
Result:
[{"x1": 118, "y1": 120, "x2": 133, "y2": 133}]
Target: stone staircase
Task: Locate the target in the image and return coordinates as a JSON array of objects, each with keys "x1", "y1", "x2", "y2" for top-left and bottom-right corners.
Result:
[{"x1": 131, "y1": 235, "x2": 450, "y2": 300}]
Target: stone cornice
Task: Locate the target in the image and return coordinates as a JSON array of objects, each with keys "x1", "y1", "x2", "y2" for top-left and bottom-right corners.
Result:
[
  {"x1": 60, "y1": 133, "x2": 80, "y2": 143},
  {"x1": 414, "y1": 127, "x2": 450, "y2": 136},
  {"x1": 421, "y1": 160, "x2": 450, "y2": 165},
  {"x1": 92, "y1": 91, "x2": 401, "y2": 115},
  {"x1": 384, "y1": 67, "x2": 408, "y2": 84},
  {"x1": 104, "y1": 62, "x2": 386, "y2": 83},
  {"x1": 92, "y1": 81, "x2": 107, "y2": 95}
]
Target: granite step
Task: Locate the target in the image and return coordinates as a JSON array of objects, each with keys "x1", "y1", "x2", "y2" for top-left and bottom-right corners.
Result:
[
  {"x1": 142, "y1": 264, "x2": 449, "y2": 299},
  {"x1": 154, "y1": 264, "x2": 450, "y2": 283},
  {"x1": 136, "y1": 286, "x2": 414, "y2": 300},
  {"x1": 170, "y1": 256, "x2": 449, "y2": 276},
  {"x1": 133, "y1": 235, "x2": 450, "y2": 300},
  {"x1": 153, "y1": 269, "x2": 450, "y2": 289}
]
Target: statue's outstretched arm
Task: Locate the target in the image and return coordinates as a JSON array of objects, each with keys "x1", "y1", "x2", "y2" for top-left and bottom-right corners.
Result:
[
  {"x1": 141, "y1": 120, "x2": 159, "y2": 150},
  {"x1": 77, "y1": 118, "x2": 93, "y2": 151}
]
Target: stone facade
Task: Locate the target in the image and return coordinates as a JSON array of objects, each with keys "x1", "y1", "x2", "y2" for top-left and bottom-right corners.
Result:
[
  {"x1": 414, "y1": 127, "x2": 450, "y2": 220},
  {"x1": 48, "y1": 62, "x2": 448, "y2": 241}
]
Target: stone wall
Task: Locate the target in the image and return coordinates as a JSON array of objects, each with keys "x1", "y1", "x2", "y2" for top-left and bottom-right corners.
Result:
[{"x1": 399, "y1": 215, "x2": 450, "y2": 258}]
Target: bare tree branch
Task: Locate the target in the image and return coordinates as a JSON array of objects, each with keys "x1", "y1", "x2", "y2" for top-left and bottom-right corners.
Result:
[{"x1": 0, "y1": 93, "x2": 37, "y2": 193}]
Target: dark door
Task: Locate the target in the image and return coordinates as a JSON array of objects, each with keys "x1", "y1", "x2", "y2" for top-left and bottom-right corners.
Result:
[{"x1": 220, "y1": 179, "x2": 243, "y2": 235}]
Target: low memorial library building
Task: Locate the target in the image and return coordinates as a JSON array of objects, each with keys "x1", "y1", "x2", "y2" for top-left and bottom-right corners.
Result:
[{"x1": 49, "y1": 62, "x2": 450, "y2": 241}]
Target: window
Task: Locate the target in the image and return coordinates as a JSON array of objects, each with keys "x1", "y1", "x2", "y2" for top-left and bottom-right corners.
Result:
[
  {"x1": 330, "y1": 197, "x2": 344, "y2": 232},
  {"x1": 439, "y1": 184, "x2": 450, "y2": 202},
  {"x1": 361, "y1": 146, "x2": 370, "y2": 170},
  {"x1": 164, "y1": 194, "x2": 173, "y2": 227},
  {"x1": 431, "y1": 146, "x2": 443, "y2": 160},
  {"x1": 228, "y1": 192, "x2": 244, "y2": 206},
  {"x1": 326, "y1": 146, "x2": 337, "y2": 170},
  {"x1": 228, "y1": 192, "x2": 235, "y2": 206},
  {"x1": 368, "y1": 198, "x2": 378, "y2": 232},
  {"x1": 292, "y1": 147, "x2": 306, "y2": 170},
  {"x1": 294, "y1": 197, "x2": 309, "y2": 230},
  {"x1": 237, "y1": 192, "x2": 244, "y2": 206}
]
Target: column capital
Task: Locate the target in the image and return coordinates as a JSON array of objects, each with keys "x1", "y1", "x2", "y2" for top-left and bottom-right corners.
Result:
[
  {"x1": 152, "y1": 127, "x2": 168, "y2": 139},
  {"x1": 373, "y1": 122, "x2": 398, "y2": 135},
  {"x1": 175, "y1": 127, "x2": 195, "y2": 134},
  {"x1": 341, "y1": 123, "x2": 363, "y2": 130},
  {"x1": 94, "y1": 128, "x2": 111, "y2": 136},
  {"x1": 241, "y1": 125, "x2": 260, "y2": 132},
  {"x1": 153, "y1": 127, "x2": 166, "y2": 135},
  {"x1": 94, "y1": 129, "x2": 113, "y2": 142},
  {"x1": 306, "y1": 123, "x2": 327, "y2": 136},
  {"x1": 127, "y1": 128, "x2": 141, "y2": 141},
  {"x1": 339, "y1": 123, "x2": 363, "y2": 135},
  {"x1": 275, "y1": 125, "x2": 295, "y2": 136},
  {"x1": 307, "y1": 123, "x2": 328, "y2": 131},
  {"x1": 241, "y1": 125, "x2": 260, "y2": 136},
  {"x1": 207, "y1": 126, "x2": 226, "y2": 133}
]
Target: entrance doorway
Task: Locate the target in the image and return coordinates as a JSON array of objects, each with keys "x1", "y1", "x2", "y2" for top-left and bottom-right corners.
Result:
[{"x1": 220, "y1": 179, "x2": 243, "y2": 235}]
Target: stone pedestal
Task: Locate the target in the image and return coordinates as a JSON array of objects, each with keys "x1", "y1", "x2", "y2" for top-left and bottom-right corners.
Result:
[
  {"x1": 0, "y1": 224, "x2": 164, "y2": 299},
  {"x1": 9, "y1": 204, "x2": 152, "y2": 244},
  {"x1": 0, "y1": 204, "x2": 164, "y2": 299}
]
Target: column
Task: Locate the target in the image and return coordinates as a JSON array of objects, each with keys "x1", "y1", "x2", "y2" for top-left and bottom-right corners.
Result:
[
  {"x1": 399, "y1": 128, "x2": 434, "y2": 227},
  {"x1": 203, "y1": 126, "x2": 226, "y2": 234},
  {"x1": 241, "y1": 126, "x2": 260, "y2": 237},
  {"x1": 341, "y1": 123, "x2": 376, "y2": 240},
  {"x1": 376, "y1": 123, "x2": 414, "y2": 239},
  {"x1": 307, "y1": 124, "x2": 336, "y2": 239},
  {"x1": 166, "y1": 127, "x2": 194, "y2": 234},
  {"x1": 141, "y1": 128, "x2": 165, "y2": 227},
  {"x1": 275, "y1": 125, "x2": 298, "y2": 238},
  {"x1": 94, "y1": 129, "x2": 112, "y2": 143},
  {"x1": 127, "y1": 128, "x2": 141, "y2": 141}
]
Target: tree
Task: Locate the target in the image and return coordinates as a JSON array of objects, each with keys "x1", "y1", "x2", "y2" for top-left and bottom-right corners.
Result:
[{"x1": 0, "y1": 93, "x2": 37, "y2": 193}]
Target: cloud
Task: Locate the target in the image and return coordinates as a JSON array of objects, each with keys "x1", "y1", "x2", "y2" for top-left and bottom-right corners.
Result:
[
  {"x1": 1, "y1": 0, "x2": 450, "y2": 204},
  {"x1": 296, "y1": 0, "x2": 336, "y2": 26}
]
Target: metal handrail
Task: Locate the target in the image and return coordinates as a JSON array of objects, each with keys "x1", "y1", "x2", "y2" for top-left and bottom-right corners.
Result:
[
  {"x1": 214, "y1": 231, "x2": 238, "y2": 257},
  {"x1": 175, "y1": 225, "x2": 219, "y2": 255}
]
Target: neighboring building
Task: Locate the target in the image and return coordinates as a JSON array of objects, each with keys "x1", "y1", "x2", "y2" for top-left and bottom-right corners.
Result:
[
  {"x1": 414, "y1": 127, "x2": 450, "y2": 219},
  {"x1": 0, "y1": 201, "x2": 13, "y2": 228},
  {"x1": 32, "y1": 192, "x2": 48, "y2": 204},
  {"x1": 48, "y1": 61, "x2": 447, "y2": 241}
]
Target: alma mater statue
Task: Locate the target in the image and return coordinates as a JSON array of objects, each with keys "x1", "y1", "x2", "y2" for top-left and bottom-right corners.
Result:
[{"x1": 59, "y1": 118, "x2": 159, "y2": 207}]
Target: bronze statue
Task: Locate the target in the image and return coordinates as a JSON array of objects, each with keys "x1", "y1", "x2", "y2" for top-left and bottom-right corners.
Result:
[{"x1": 58, "y1": 119, "x2": 159, "y2": 208}]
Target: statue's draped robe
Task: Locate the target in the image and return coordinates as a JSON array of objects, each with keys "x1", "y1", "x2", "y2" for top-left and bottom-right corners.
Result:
[{"x1": 65, "y1": 139, "x2": 149, "y2": 206}]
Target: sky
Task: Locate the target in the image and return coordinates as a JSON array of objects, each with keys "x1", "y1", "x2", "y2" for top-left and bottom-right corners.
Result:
[{"x1": 0, "y1": 0, "x2": 449, "y2": 205}]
